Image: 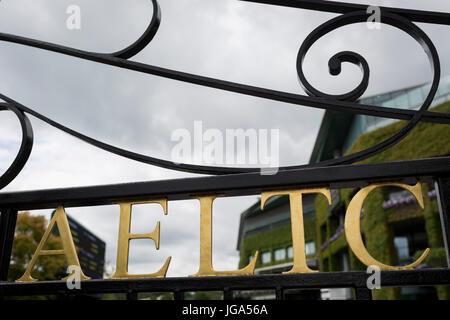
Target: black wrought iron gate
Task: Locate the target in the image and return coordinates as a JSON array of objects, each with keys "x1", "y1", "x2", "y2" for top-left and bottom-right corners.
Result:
[{"x1": 0, "y1": 0, "x2": 450, "y2": 300}]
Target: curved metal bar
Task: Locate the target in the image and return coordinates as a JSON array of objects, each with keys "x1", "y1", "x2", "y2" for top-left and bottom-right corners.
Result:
[
  {"x1": 0, "y1": 103, "x2": 33, "y2": 190},
  {"x1": 0, "y1": 31, "x2": 448, "y2": 125},
  {"x1": 298, "y1": 49, "x2": 370, "y2": 102},
  {"x1": 239, "y1": 0, "x2": 450, "y2": 26},
  {"x1": 0, "y1": 2, "x2": 448, "y2": 188},
  {"x1": 0, "y1": 94, "x2": 255, "y2": 175},
  {"x1": 294, "y1": 10, "x2": 441, "y2": 168},
  {"x1": 110, "y1": 0, "x2": 161, "y2": 59}
]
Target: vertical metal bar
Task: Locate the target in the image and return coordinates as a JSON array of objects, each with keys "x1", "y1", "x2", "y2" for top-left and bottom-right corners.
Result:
[
  {"x1": 127, "y1": 290, "x2": 138, "y2": 300},
  {"x1": 223, "y1": 287, "x2": 233, "y2": 300},
  {"x1": 275, "y1": 287, "x2": 283, "y2": 300},
  {"x1": 0, "y1": 209, "x2": 18, "y2": 281},
  {"x1": 174, "y1": 290, "x2": 184, "y2": 300},
  {"x1": 436, "y1": 176, "x2": 450, "y2": 267},
  {"x1": 56, "y1": 291, "x2": 68, "y2": 300},
  {"x1": 355, "y1": 287, "x2": 372, "y2": 300}
]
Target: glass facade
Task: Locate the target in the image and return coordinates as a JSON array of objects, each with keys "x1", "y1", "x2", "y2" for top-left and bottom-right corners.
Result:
[
  {"x1": 287, "y1": 246, "x2": 293, "y2": 259},
  {"x1": 394, "y1": 237, "x2": 409, "y2": 263},
  {"x1": 342, "y1": 75, "x2": 450, "y2": 153},
  {"x1": 274, "y1": 248, "x2": 286, "y2": 261},
  {"x1": 261, "y1": 251, "x2": 271, "y2": 264},
  {"x1": 305, "y1": 241, "x2": 316, "y2": 256}
]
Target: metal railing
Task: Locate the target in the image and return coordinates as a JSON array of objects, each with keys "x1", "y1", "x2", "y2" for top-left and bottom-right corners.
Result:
[{"x1": 0, "y1": 0, "x2": 449, "y2": 300}]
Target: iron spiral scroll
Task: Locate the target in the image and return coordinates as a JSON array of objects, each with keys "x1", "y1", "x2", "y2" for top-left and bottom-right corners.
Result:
[{"x1": 0, "y1": 0, "x2": 449, "y2": 190}]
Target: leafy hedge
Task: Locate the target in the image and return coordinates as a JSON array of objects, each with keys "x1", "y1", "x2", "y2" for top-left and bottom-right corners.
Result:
[{"x1": 333, "y1": 102, "x2": 449, "y2": 299}]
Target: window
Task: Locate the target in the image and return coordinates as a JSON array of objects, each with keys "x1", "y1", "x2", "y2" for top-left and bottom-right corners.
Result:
[
  {"x1": 393, "y1": 92, "x2": 408, "y2": 109},
  {"x1": 393, "y1": 219, "x2": 429, "y2": 266},
  {"x1": 320, "y1": 224, "x2": 327, "y2": 245},
  {"x1": 394, "y1": 236, "x2": 409, "y2": 260},
  {"x1": 287, "y1": 246, "x2": 293, "y2": 259},
  {"x1": 261, "y1": 251, "x2": 271, "y2": 264},
  {"x1": 305, "y1": 241, "x2": 316, "y2": 256},
  {"x1": 407, "y1": 87, "x2": 424, "y2": 107},
  {"x1": 389, "y1": 189, "x2": 413, "y2": 202},
  {"x1": 274, "y1": 248, "x2": 286, "y2": 261}
]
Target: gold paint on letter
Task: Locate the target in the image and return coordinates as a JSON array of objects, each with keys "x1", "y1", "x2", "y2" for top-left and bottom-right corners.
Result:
[
  {"x1": 262, "y1": 188, "x2": 331, "y2": 274},
  {"x1": 16, "y1": 206, "x2": 90, "y2": 282},
  {"x1": 345, "y1": 182, "x2": 430, "y2": 270},
  {"x1": 109, "y1": 199, "x2": 171, "y2": 279},
  {"x1": 190, "y1": 195, "x2": 258, "y2": 277}
]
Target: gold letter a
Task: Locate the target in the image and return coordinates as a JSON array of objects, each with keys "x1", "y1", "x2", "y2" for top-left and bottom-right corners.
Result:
[{"x1": 16, "y1": 206, "x2": 90, "y2": 282}]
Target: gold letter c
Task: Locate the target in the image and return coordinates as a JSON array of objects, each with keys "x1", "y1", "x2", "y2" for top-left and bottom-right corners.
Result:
[{"x1": 345, "y1": 182, "x2": 429, "y2": 270}]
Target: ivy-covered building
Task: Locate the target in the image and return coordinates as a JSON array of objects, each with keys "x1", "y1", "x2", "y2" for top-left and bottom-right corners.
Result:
[{"x1": 236, "y1": 76, "x2": 450, "y2": 300}]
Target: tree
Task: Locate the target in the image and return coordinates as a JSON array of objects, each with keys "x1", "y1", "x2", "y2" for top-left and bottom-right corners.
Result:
[{"x1": 8, "y1": 212, "x2": 67, "y2": 283}]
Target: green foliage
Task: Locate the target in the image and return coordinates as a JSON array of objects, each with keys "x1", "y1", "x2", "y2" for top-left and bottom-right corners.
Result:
[
  {"x1": 329, "y1": 234, "x2": 347, "y2": 256},
  {"x1": 314, "y1": 194, "x2": 329, "y2": 227},
  {"x1": 413, "y1": 247, "x2": 447, "y2": 268},
  {"x1": 8, "y1": 212, "x2": 67, "y2": 283},
  {"x1": 346, "y1": 102, "x2": 450, "y2": 164},
  {"x1": 239, "y1": 219, "x2": 317, "y2": 269},
  {"x1": 413, "y1": 247, "x2": 450, "y2": 300},
  {"x1": 314, "y1": 196, "x2": 329, "y2": 271},
  {"x1": 239, "y1": 225, "x2": 292, "y2": 269},
  {"x1": 185, "y1": 292, "x2": 223, "y2": 300},
  {"x1": 313, "y1": 102, "x2": 450, "y2": 300},
  {"x1": 361, "y1": 188, "x2": 400, "y2": 300},
  {"x1": 6, "y1": 212, "x2": 67, "y2": 300},
  {"x1": 422, "y1": 183, "x2": 444, "y2": 248},
  {"x1": 304, "y1": 219, "x2": 316, "y2": 241},
  {"x1": 138, "y1": 292, "x2": 175, "y2": 300},
  {"x1": 101, "y1": 293, "x2": 127, "y2": 300},
  {"x1": 238, "y1": 103, "x2": 449, "y2": 299}
]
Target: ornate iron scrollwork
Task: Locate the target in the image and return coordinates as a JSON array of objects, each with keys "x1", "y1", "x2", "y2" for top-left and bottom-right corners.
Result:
[
  {"x1": 296, "y1": 9, "x2": 442, "y2": 167},
  {"x1": 0, "y1": 103, "x2": 33, "y2": 190},
  {"x1": 0, "y1": 0, "x2": 449, "y2": 190}
]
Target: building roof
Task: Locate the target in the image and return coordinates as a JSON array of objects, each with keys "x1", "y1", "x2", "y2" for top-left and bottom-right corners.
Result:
[
  {"x1": 308, "y1": 110, "x2": 354, "y2": 164},
  {"x1": 236, "y1": 195, "x2": 287, "y2": 250}
]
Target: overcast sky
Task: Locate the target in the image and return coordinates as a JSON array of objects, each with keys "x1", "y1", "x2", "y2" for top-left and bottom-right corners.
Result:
[{"x1": 0, "y1": 0, "x2": 449, "y2": 278}]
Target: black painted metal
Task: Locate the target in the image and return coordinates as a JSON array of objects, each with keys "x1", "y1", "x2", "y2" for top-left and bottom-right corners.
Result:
[
  {"x1": 354, "y1": 287, "x2": 372, "y2": 300},
  {"x1": 223, "y1": 287, "x2": 233, "y2": 300},
  {"x1": 436, "y1": 176, "x2": 450, "y2": 267},
  {"x1": 0, "y1": 104, "x2": 33, "y2": 190},
  {"x1": 275, "y1": 287, "x2": 284, "y2": 300},
  {"x1": 174, "y1": 290, "x2": 184, "y2": 301},
  {"x1": 295, "y1": 9, "x2": 442, "y2": 168},
  {"x1": 0, "y1": 209, "x2": 17, "y2": 281},
  {"x1": 0, "y1": 158, "x2": 449, "y2": 299},
  {"x1": 111, "y1": 0, "x2": 161, "y2": 60},
  {"x1": 240, "y1": 0, "x2": 450, "y2": 25},
  {"x1": 126, "y1": 290, "x2": 138, "y2": 301},
  {"x1": 1, "y1": 269, "x2": 449, "y2": 298},
  {"x1": 0, "y1": 0, "x2": 449, "y2": 183},
  {"x1": 0, "y1": 157, "x2": 448, "y2": 211},
  {"x1": 0, "y1": 0, "x2": 449, "y2": 301}
]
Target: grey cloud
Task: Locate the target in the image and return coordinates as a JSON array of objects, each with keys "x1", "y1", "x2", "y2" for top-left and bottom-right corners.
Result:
[{"x1": 0, "y1": 0, "x2": 449, "y2": 276}]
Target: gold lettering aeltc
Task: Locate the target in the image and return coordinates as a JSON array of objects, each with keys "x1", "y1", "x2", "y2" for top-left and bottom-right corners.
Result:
[
  {"x1": 345, "y1": 182, "x2": 429, "y2": 269},
  {"x1": 189, "y1": 195, "x2": 258, "y2": 276},
  {"x1": 109, "y1": 199, "x2": 171, "y2": 279},
  {"x1": 261, "y1": 188, "x2": 332, "y2": 274},
  {"x1": 16, "y1": 206, "x2": 90, "y2": 282},
  {"x1": 15, "y1": 182, "x2": 431, "y2": 282}
]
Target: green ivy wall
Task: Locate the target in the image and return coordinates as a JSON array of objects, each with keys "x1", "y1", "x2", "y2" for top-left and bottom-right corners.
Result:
[
  {"x1": 317, "y1": 102, "x2": 450, "y2": 299},
  {"x1": 238, "y1": 102, "x2": 450, "y2": 300}
]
